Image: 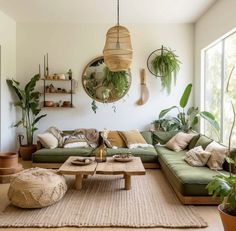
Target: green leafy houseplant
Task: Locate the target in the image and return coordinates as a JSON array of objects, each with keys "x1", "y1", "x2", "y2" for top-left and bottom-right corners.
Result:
[
  {"x1": 151, "y1": 46, "x2": 181, "y2": 94},
  {"x1": 156, "y1": 83, "x2": 220, "y2": 135},
  {"x1": 207, "y1": 66, "x2": 236, "y2": 219},
  {"x1": 7, "y1": 74, "x2": 47, "y2": 145},
  {"x1": 91, "y1": 67, "x2": 130, "y2": 113}
]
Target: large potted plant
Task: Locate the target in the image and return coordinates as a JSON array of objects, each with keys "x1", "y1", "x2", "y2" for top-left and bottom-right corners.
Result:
[
  {"x1": 206, "y1": 67, "x2": 236, "y2": 231},
  {"x1": 155, "y1": 83, "x2": 220, "y2": 134},
  {"x1": 7, "y1": 74, "x2": 47, "y2": 160}
]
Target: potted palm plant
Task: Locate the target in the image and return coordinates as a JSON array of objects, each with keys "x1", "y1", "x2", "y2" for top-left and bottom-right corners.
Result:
[
  {"x1": 206, "y1": 66, "x2": 236, "y2": 231},
  {"x1": 7, "y1": 74, "x2": 47, "y2": 160}
]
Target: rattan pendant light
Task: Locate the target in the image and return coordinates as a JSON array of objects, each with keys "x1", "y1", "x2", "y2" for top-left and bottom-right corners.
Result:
[{"x1": 103, "y1": 0, "x2": 133, "y2": 72}]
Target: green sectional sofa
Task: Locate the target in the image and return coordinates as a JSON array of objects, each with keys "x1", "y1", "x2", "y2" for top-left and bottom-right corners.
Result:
[
  {"x1": 32, "y1": 131, "x2": 159, "y2": 169},
  {"x1": 32, "y1": 130, "x2": 231, "y2": 205}
]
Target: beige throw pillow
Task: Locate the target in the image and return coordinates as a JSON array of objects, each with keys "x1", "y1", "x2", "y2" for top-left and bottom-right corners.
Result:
[
  {"x1": 165, "y1": 132, "x2": 194, "y2": 152},
  {"x1": 119, "y1": 130, "x2": 153, "y2": 149},
  {"x1": 37, "y1": 133, "x2": 58, "y2": 149},
  {"x1": 185, "y1": 146, "x2": 211, "y2": 167},
  {"x1": 205, "y1": 141, "x2": 228, "y2": 170},
  {"x1": 63, "y1": 135, "x2": 89, "y2": 148}
]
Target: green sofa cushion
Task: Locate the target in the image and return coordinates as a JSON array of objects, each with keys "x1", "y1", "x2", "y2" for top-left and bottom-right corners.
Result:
[
  {"x1": 152, "y1": 131, "x2": 178, "y2": 145},
  {"x1": 106, "y1": 147, "x2": 158, "y2": 163},
  {"x1": 194, "y1": 135, "x2": 213, "y2": 149},
  {"x1": 156, "y1": 146, "x2": 229, "y2": 196},
  {"x1": 140, "y1": 131, "x2": 153, "y2": 145},
  {"x1": 188, "y1": 134, "x2": 200, "y2": 150},
  {"x1": 33, "y1": 147, "x2": 94, "y2": 163}
]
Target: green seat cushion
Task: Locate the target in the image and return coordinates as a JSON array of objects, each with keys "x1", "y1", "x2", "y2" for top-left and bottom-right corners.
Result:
[
  {"x1": 156, "y1": 146, "x2": 229, "y2": 196},
  {"x1": 152, "y1": 131, "x2": 178, "y2": 145},
  {"x1": 194, "y1": 135, "x2": 213, "y2": 149},
  {"x1": 141, "y1": 131, "x2": 153, "y2": 145},
  {"x1": 33, "y1": 147, "x2": 94, "y2": 163},
  {"x1": 105, "y1": 147, "x2": 158, "y2": 163}
]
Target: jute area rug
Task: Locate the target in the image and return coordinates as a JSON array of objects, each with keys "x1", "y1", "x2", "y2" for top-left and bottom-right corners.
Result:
[{"x1": 0, "y1": 170, "x2": 207, "y2": 228}]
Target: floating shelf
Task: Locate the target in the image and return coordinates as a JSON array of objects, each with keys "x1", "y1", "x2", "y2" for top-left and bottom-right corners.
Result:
[
  {"x1": 41, "y1": 92, "x2": 75, "y2": 94},
  {"x1": 41, "y1": 78, "x2": 73, "y2": 81},
  {"x1": 42, "y1": 106, "x2": 75, "y2": 109}
]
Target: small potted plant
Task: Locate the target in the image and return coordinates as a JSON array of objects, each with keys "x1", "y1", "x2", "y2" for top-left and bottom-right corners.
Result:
[
  {"x1": 206, "y1": 66, "x2": 236, "y2": 231},
  {"x1": 7, "y1": 74, "x2": 47, "y2": 160}
]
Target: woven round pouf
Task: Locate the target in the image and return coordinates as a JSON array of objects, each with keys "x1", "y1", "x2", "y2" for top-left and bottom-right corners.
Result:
[{"x1": 8, "y1": 168, "x2": 67, "y2": 208}]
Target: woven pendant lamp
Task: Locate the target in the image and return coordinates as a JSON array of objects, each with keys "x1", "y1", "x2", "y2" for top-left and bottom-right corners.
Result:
[{"x1": 103, "y1": 0, "x2": 133, "y2": 72}]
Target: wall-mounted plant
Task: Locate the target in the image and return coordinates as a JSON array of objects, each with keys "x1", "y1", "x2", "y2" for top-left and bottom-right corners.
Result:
[
  {"x1": 147, "y1": 45, "x2": 181, "y2": 94},
  {"x1": 82, "y1": 56, "x2": 131, "y2": 113}
]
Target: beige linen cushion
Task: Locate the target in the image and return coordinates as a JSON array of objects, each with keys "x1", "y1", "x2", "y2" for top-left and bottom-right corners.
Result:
[
  {"x1": 119, "y1": 129, "x2": 153, "y2": 149},
  {"x1": 63, "y1": 135, "x2": 89, "y2": 148},
  {"x1": 165, "y1": 132, "x2": 194, "y2": 152},
  {"x1": 185, "y1": 146, "x2": 211, "y2": 167},
  {"x1": 8, "y1": 168, "x2": 67, "y2": 208},
  {"x1": 205, "y1": 141, "x2": 228, "y2": 170},
  {"x1": 37, "y1": 132, "x2": 58, "y2": 149}
]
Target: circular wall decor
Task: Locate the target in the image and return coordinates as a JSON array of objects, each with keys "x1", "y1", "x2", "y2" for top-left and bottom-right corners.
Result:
[{"x1": 82, "y1": 56, "x2": 131, "y2": 103}]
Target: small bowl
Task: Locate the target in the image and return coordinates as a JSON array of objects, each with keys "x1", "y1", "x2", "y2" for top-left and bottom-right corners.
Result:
[
  {"x1": 62, "y1": 101, "x2": 71, "y2": 107},
  {"x1": 58, "y1": 74, "x2": 66, "y2": 80},
  {"x1": 44, "y1": 101, "x2": 54, "y2": 107}
]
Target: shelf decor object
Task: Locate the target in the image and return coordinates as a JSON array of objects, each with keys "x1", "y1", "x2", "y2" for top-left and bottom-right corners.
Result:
[
  {"x1": 147, "y1": 45, "x2": 181, "y2": 94},
  {"x1": 103, "y1": 0, "x2": 133, "y2": 72}
]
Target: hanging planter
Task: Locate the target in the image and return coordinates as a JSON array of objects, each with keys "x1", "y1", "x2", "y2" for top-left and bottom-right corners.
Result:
[
  {"x1": 147, "y1": 45, "x2": 181, "y2": 94},
  {"x1": 103, "y1": 0, "x2": 133, "y2": 72}
]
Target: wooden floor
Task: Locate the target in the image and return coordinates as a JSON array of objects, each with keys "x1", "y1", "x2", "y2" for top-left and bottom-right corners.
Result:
[{"x1": 0, "y1": 160, "x2": 224, "y2": 231}]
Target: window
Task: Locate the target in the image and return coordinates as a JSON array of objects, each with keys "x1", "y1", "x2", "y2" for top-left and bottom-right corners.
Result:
[{"x1": 204, "y1": 31, "x2": 236, "y2": 146}]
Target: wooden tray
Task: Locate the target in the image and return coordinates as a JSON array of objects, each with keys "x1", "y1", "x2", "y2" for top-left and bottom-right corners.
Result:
[
  {"x1": 71, "y1": 158, "x2": 93, "y2": 166},
  {"x1": 113, "y1": 155, "x2": 133, "y2": 162}
]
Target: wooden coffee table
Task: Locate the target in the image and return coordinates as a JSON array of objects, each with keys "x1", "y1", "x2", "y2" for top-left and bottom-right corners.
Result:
[
  {"x1": 96, "y1": 157, "x2": 146, "y2": 190},
  {"x1": 59, "y1": 156, "x2": 146, "y2": 190},
  {"x1": 58, "y1": 156, "x2": 97, "y2": 190}
]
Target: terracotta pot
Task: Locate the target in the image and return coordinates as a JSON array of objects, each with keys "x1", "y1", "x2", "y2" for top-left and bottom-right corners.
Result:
[
  {"x1": 0, "y1": 152, "x2": 18, "y2": 168},
  {"x1": 19, "y1": 145, "x2": 37, "y2": 160},
  {"x1": 218, "y1": 204, "x2": 236, "y2": 231},
  {"x1": 0, "y1": 163, "x2": 23, "y2": 175}
]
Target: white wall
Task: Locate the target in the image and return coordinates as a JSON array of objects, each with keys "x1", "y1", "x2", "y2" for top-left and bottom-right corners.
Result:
[
  {"x1": 0, "y1": 10, "x2": 16, "y2": 151},
  {"x1": 195, "y1": 0, "x2": 236, "y2": 109},
  {"x1": 16, "y1": 22, "x2": 194, "y2": 133}
]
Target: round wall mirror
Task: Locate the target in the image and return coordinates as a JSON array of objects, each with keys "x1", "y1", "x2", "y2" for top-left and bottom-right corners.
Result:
[{"x1": 82, "y1": 56, "x2": 131, "y2": 103}]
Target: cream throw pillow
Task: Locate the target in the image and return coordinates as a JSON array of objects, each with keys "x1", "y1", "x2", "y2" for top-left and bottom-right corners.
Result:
[
  {"x1": 205, "y1": 141, "x2": 228, "y2": 170},
  {"x1": 165, "y1": 132, "x2": 194, "y2": 152},
  {"x1": 119, "y1": 130, "x2": 153, "y2": 149},
  {"x1": 185, "y1": 146, "x2": 211, "y2": 167},
  {"x1": 37, "y1": 133, "x2": 58, "y2": 149}
]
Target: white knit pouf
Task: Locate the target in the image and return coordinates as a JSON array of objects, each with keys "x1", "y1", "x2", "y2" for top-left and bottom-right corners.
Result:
[{"x1": 8, "y1": 168, "x2": 67, "y2": 208}]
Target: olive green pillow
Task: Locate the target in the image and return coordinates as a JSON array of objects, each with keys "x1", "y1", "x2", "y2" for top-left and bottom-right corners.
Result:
[
  {"x1": 140, "y1": 131, "x2": 153, "y2": 145},
  {"x1": 188, "y1": 134, "x2": 200, "y2": 150},
  {"x1": 194, "y1": 135, "x2": 213, "y2": 149},
  {"x1": 152, "y1": 131, "x2": 179, "y2": 145}
]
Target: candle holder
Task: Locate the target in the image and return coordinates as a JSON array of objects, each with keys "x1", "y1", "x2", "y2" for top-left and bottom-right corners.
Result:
[{"x1": 95, "y1": 141, "x2": 107, "y2": 163}]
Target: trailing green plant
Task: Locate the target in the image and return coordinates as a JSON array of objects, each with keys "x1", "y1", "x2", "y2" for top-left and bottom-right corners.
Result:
[
  {"x1": 6, "y1": 74, "x2": 47, "y2": 145},
  {"x1": 207, "y1": 66, "x2": 236, "y2": 216},
  {"x1": 157, "y1": 83, "x2": 220, "y2": 135},
  {"x1": 151, "y1": 46, "x2": 181, "y2": 94},
  {"x1": 91, "y1": 67, "x2": 130, "y2": 113}
]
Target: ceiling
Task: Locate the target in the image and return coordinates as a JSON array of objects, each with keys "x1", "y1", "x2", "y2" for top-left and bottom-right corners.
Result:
[{"x1": 0, "y1": 0, "x2": 217, "y2": 23}]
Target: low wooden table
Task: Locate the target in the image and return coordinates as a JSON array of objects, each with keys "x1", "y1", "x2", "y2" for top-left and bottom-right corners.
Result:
[
  {"x1": 59, "y1": 156, "x2": 146, "y2": 190},
  {"x1": 58, "y1": 156, "x2": 97, "y2": 190}
]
